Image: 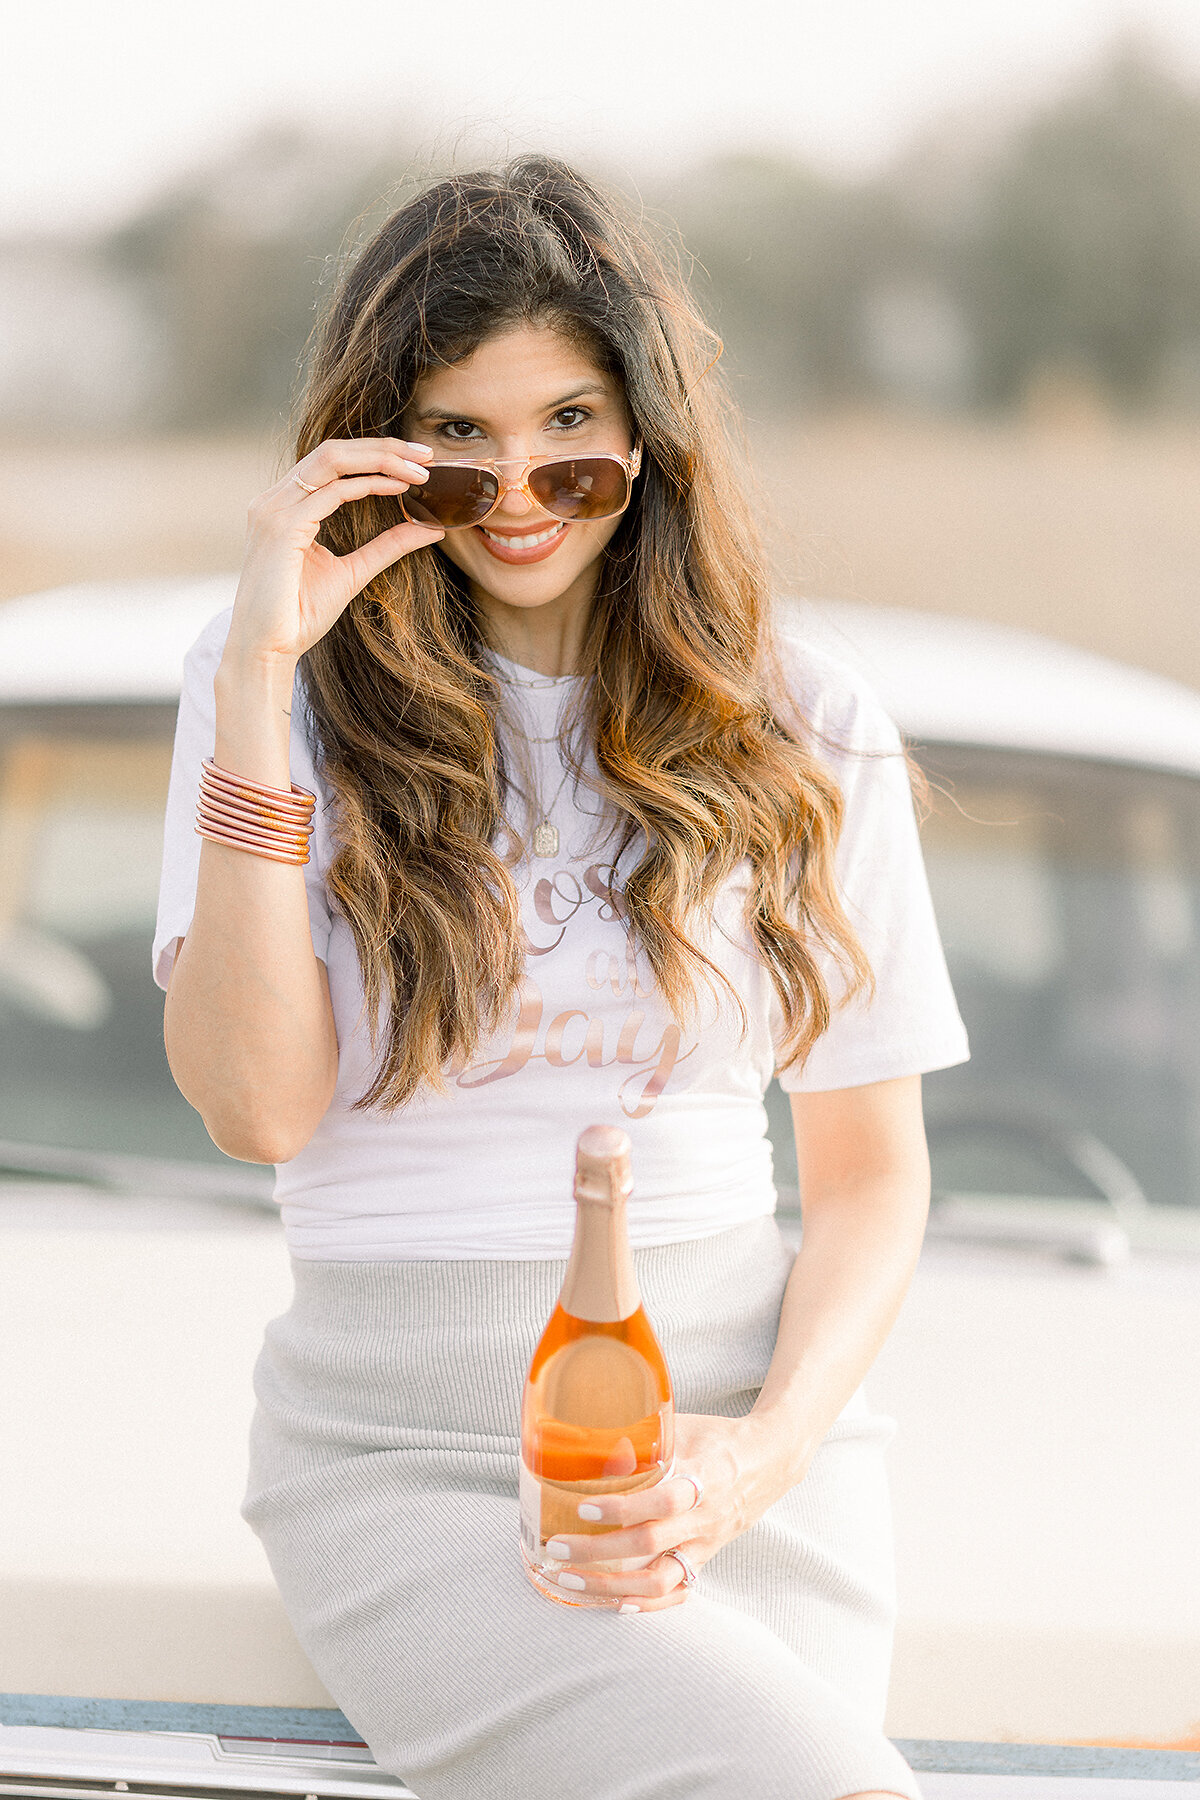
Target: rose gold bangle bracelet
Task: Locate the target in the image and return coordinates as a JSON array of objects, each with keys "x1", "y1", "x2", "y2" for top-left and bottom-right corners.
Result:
[
  {"x1": 195, "y1": 823, "x2": 311, "y2": 865},
  {"x1": 200, "y1": 757, "x2": 316, "y2": 813},
  {"x1": 196, "y1": 813, "x2": 312, "y2": 856},
  {"x1": 197, "y1": 791, "x2": 313, "y2": 844},
  {"x1": 195, "y1": 807, "x2": 313, "y2": 862},
  {"x1": 201, "y1": 759, "x2": 314, "y2": 817},
  {"x1": 194, "y1": 756, "x2": 316, "y2": 866}
]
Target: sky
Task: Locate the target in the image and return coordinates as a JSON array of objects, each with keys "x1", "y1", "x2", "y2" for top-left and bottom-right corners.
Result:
[{"x1": 5, "y1": 0, "x2": 1200, "y2": 234}]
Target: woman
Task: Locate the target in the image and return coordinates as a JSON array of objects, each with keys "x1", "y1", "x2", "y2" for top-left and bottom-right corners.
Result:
[{"x1": 154, "y1": 156, "x2": 968, "y2": 1800}]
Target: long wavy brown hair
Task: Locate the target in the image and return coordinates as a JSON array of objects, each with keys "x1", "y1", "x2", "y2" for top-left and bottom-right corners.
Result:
[{"x1": 293, "y1": 154, "x2": 875, "y2": 1110}]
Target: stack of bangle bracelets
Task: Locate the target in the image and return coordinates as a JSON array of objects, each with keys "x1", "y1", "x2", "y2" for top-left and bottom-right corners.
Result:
[{"x1": 195, "y1": 757, "x2": 316, "y2": 865}]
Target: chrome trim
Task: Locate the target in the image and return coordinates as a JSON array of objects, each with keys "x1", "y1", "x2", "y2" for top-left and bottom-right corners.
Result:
[{"x1": 0, "y1": 1728, "x2": 414, "y2": 1800}]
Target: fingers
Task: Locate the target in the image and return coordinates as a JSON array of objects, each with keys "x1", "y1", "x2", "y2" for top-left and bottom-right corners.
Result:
[
  {"x1": 303, "y1": 472, "x2": 426, "y2": 523},
  {"x1": 284, "y1": 437, "x2": 433, "y2": 499},
  {"x1": 548, "y1": 1549, "x2": 698, "y2": 1609},
  {"x1": 546, "y1": 1509, "x2": 694, "y2": 1570},
  {"x1": 568, "y1": 1471, "x2": 703, "y2": 1537},
  {"x1": 336, "y1": 519, "x2": 445, "y2": 592}
]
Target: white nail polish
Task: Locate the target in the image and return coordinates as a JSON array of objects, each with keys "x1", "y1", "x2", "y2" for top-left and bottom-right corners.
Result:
[
  {"x1": 546, "y1": 1539, "x2": 571, "y2": 1560},
  {"x1": 577, "y1": 1503, "x2": 603, "y2": 1521},
  {"x1": 556, "y1": 1572, "x2": 587, "y2": 1590},
  {"x1": 618, "y1": 1602, "x2": 640, "y2": 1614}
]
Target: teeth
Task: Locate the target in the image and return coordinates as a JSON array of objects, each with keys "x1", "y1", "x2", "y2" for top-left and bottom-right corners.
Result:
[{"x1": 481, "y1": 523, "x2": 564, "y2": 549}]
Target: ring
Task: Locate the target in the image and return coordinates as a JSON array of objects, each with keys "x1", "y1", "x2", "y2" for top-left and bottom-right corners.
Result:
[
  {"x1": 292, "y1": 474, "x2": 321, "y2": 494},
  {"x1": 681, "y1": 1472, "x2": 704, "y2": 1510},
  {"x1": 663, "y1": 1548, "x2": 698, "y2": 1589}
]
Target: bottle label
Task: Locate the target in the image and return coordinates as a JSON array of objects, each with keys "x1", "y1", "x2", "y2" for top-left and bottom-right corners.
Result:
[{"x1": 518, "y1": 1456, "x2": 542, "y2": 1561}]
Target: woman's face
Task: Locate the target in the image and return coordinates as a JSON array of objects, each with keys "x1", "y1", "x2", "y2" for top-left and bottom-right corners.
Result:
[{"x1": 402, "y1": 320, "x2": 635, "y2": 622}]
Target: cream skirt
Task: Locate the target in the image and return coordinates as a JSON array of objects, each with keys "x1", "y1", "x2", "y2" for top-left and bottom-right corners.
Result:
[{"x1": 240, "y1": 1215, "x2": 923, "y2": 1800}]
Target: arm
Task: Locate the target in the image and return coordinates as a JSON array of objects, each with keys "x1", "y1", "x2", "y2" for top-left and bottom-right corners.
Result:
[
  {"x1": 751, "y1": 1073, "x2": 930, "y2": 1479},
  {"x1": 542, "y1": 1074, "x2": 930, "y2": 1611},
  {"x1": 161, "y1": 435, "x2": 441, "y2": 1163},
  {"x1": 163, "y1": 650, "x2": 339, "y2": 1164}
]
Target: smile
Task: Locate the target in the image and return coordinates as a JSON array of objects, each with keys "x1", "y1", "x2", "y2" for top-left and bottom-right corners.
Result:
[
  {"x1": 475, "y1": 520, "x2": 570, "y2": 564},
  {"x1": 481, "y1": 524, "x2": 565, "y2": 548}
]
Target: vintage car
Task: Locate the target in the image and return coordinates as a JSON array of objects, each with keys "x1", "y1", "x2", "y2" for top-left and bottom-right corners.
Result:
[{"x1": 2, "y1": 575, "x2": 1199, "y2": 1794}]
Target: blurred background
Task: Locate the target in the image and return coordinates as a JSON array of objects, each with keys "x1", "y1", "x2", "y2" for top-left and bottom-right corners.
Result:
[
  {"x1": 4, "y1": 0, "x2": 1200, "y2": 1759},
  {"x1": 5, "y1": 1, "x2": 1200, "y2": 682}
]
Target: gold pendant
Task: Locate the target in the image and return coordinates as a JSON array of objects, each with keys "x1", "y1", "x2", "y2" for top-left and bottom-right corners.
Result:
[{"x1": 532, "y1": 821, "x2": 559, "y2": 857}]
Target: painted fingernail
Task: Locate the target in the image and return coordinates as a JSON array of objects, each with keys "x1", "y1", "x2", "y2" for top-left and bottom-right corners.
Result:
[
  {"x1": 577, "y1": 1504, "x2": 603, "y2": 1521},
  {"x1": 556, "y1": 1572, "x2": 587, "y2": 1591},
  {"x1": 546, "y1": 1539, "x2": 571, "y2": 1560},
  {"x1": 618, "y1": 1602, "x2": 640, "y2": 1614},
  {"x1": 403, "y1": 464, "x2": 429, "y2": 478}
]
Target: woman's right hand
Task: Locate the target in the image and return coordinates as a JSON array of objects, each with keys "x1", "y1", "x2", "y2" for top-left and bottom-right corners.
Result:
[{"x1": 225, "y1": 437, "x2": 444, "y2": 668}]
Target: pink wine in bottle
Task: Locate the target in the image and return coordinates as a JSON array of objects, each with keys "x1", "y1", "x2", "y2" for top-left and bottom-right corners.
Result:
[{"x1": 519, "y1": 1124, "x2": 675, "y2": 1606}]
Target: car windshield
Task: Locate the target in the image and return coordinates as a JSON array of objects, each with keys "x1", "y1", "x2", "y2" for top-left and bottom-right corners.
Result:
[
  {"x1": 919, "y1": 745, "x2": 1200, "y2": 1209},
  {"x1": 4, "y1": 708, "x2": 1200, "y2": 1211}
]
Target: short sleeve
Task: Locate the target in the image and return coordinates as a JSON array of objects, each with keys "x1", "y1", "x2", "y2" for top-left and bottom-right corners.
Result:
[
  {"x1": 151, "y1": 605, "x2": 336, "y2": 992},
  {"x1": 772, "y1": 639, "x2": 970, "y2": 1092}
]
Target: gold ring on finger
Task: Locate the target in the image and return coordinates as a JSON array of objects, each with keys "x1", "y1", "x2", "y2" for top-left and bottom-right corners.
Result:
[
  {"x1": 663, "y1": 1548, "x2": 698, "y2": 1589},
  {"x1": 293, "y1": 474, "x2": 321, "y2": 494}
]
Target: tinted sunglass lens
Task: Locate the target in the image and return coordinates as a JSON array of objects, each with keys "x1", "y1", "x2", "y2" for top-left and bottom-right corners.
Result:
[
  {"x1": 403, "y1": 465, "x2": 499, "y2": 529},
  {"x1": 529, "y1": 458, "x2": 629, "y2": 520}
]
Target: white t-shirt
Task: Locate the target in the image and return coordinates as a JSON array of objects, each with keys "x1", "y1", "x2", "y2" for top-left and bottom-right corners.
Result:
[{"x1": 153, "y1": 606, "x2": 969, "y2": 1259}]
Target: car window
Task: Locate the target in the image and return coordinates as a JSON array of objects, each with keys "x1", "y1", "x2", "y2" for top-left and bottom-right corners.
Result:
[
  {"x1": 0, "y1": 704, "x2": 236, "y2": 1171},
  {"x1": 918, "y1": 746, "x2": 1200, "y2": 1210}
]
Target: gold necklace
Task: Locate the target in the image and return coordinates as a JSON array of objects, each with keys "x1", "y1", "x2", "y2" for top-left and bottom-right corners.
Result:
[
  {"x1": 524, "y1": 760, "x2": 574, "y2": 858},
  {"x1": 490, "y1": 662, "x2": 576, "y2": 854}
]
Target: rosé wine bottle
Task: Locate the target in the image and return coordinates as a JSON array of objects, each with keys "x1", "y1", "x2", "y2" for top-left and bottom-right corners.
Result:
[{"x1": 519, "y1": 1124, "x2": 675, "y2": 1606}]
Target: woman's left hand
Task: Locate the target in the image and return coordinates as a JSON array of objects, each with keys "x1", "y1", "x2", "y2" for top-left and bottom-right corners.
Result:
[{"x1": 541, "y1": 1411, "x2": 805, "y2": 1612}]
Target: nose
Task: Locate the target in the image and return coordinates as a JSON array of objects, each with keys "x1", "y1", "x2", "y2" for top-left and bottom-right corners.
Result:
[{"x1": 493, "y1": 477, "x2": 535, "y2": 516}]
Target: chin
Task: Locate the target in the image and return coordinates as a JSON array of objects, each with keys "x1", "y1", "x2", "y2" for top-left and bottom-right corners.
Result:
[{"x1": 441, "y1": 541, "x2": 602, "y2": 608}]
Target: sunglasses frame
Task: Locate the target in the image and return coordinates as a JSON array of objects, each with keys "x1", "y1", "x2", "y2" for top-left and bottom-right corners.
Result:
[{"x1": 400, "y1": 443, "x2": 643, "y2": 532}]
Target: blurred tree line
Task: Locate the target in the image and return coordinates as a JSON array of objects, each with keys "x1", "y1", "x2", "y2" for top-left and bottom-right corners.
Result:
[
  {"x1": 665, "y1": 34, "x2": 1200, "y2": 416},
  {"x1": 15, "y1": 31, "x2": 1200, "y2": 430}
]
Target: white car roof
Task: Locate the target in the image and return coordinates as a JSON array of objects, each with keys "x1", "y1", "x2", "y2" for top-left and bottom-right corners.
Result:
[
  {"x1": 784, "y1": 595, "x2": 1200, "y2": 779},
  {"x1": 4, "y1": 574, "x2": 1200, "y2": 778},
  {"x1": 0, "y1": 575, "x2": 240, "y2": 705}
]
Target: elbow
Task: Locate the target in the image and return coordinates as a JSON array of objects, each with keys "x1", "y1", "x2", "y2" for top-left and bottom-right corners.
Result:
[
  {"x1": 164, "y1": 1016, "x2": 336, "y2": 1165},
  {"x1": 183, "y1": 1089, "x2": 328, "y2": 1166},
  {"x1": 206, "y1": 1120, "x2": 311, "y2": 1166}
]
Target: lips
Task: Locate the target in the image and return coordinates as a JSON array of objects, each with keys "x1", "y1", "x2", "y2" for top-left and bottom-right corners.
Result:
[{"x1": 475, "y1": 521, "x2": 569, "y2": 565}]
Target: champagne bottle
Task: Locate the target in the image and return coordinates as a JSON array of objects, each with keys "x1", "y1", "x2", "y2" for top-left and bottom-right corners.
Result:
[{"x1": 519, "y1": 1124, "x2": 675, "y2": 1606}]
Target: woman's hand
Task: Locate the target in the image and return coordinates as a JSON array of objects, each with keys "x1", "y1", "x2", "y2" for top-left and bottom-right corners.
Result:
[
  {"x1": 225, "y1": 437, "x2": 444, "y2": 670},
  {"x1": 542, "y1": 1411, "x2": 806, "y2": 1613}
]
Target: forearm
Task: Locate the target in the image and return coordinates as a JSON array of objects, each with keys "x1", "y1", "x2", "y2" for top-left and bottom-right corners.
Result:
[
  {"x1": 749, "y1": 1165, "x2": 930, "y2": 1484},
  {"x1": 546, "y1": 1161, "x2": 932, "y2": 1606},
  {"x1": 163, "y1": 651, "x2": 338, "y2": 1162}
]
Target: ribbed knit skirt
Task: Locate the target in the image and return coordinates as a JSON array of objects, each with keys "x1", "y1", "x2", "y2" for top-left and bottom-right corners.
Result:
[{"x1": 240, "y1": 1215, "x2": 923, "y2": 1800}]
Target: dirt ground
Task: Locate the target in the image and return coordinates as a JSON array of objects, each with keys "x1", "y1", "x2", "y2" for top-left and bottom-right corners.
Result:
[{"x1": 3, "y1": 409, "x2": 1199, "y2": 691}]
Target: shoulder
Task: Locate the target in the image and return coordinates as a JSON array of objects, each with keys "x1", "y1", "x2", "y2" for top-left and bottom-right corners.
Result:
[{"x1": 768, "y1": 615, "x2": 903, "y2": 763}]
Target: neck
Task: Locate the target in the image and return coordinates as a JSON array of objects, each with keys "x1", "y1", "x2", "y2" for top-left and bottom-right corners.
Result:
[
  {"x1": 560, "y1": 1195, "x2": 640, "y2": 1323},
  {"x1": 472, "y1": 572, "x2": 597, "y2": 679}
]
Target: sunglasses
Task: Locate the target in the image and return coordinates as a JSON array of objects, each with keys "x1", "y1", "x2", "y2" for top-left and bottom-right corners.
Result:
[{"x1": 400, "y1": 445, "x2": 642, "y2": 532}]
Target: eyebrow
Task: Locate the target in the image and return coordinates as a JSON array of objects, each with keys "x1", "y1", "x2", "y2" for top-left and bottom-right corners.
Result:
[{"x1": 410, "y1": 384, "x2": 612, "y2": 425}]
